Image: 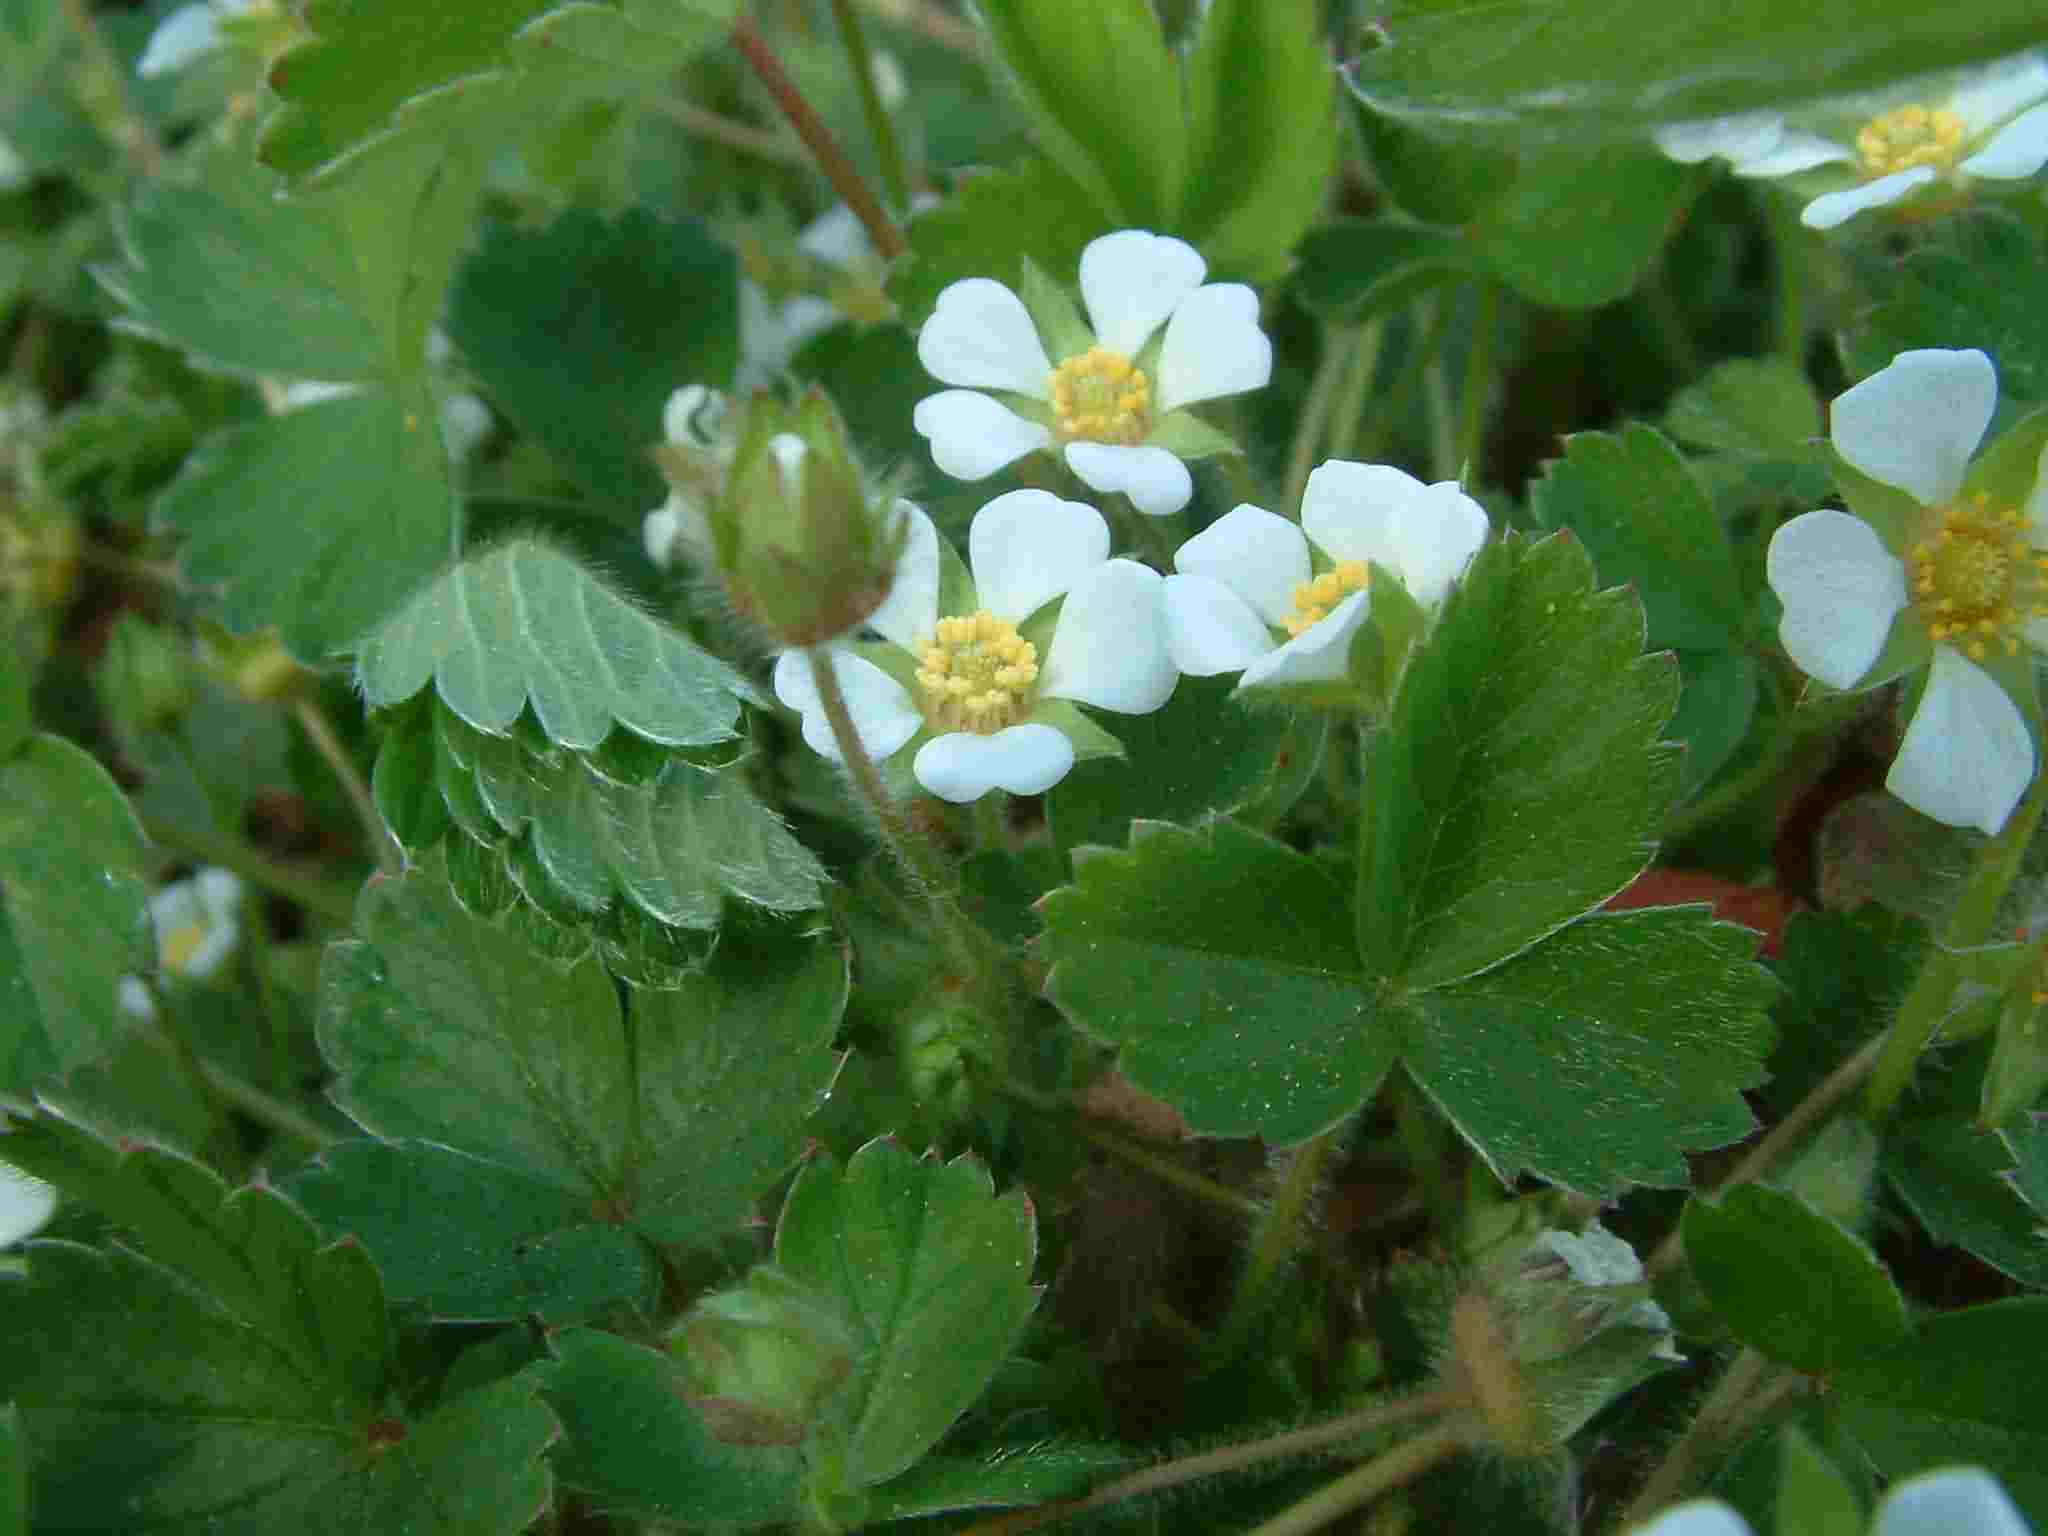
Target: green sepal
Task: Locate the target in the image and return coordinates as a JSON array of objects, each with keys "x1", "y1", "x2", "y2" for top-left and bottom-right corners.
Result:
[
  {"x1": 1016, "y1": 256, "x2": 1093, "y2": 363},
  {"x1": 1830, "y1": 450, "x2": 1922, "y2": 553},
  {"x1": 1147, "y1": 409, "x2": 1239, "y2": 461},
  {"x1": 1030, "y1": 698, "x2": 1125, "y2": 763},
  {"x1": 1846, "y1": 607, "x2": 1932, "y2": 693},
  {"x1": 1964, "y1": 405, "x2": 2048, "y2": 509}
]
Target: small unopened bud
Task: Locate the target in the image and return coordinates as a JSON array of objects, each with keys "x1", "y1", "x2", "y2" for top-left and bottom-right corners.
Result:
[
  {"x1": 672, "y1": 1267, "x2": 854, "y2": 1447},
  {"x1": 0, "y1": 499, "x2": 77, "y2": 616},
  {"x1": 197, "y1": 624, "x2": 307, "y2": 703},
  {"x1": 96, "y1": 614, "x2": 198, "y2": 741}
]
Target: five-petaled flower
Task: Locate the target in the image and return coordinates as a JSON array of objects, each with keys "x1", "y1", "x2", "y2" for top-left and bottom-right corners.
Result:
[
  {"x1": 1162, "y1": 460, "x2": 1490, "y2": 691},
  {"x1": 773, "y1": 490, "x2": 1176, "y2": 802},
  {"x1": 1767, "y1": 348, "x2": 2048, "y2": 835},
  {"x1": 116, "y1": 866, "x2": 245, "y2": 1022},
  {"x1": 1655, "y1": 50, "x2": 2048, "y2": 228},
  {"x1": 1632, "y1": 1466, "x2": 2031, "y2": 1536},
  {"x1": 912, "y1": 230, "x2": 1272, "y2": 516}
]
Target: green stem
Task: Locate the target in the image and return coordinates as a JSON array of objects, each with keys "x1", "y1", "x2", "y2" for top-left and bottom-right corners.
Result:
[
  {"x1": 829, "y1": 0, "x2": 912, "y2": 210},
  {"x1": 138, "y1": 1020, "x2": 337, "y2": 1150},
  {"x1": 293, "y1": 698, "x2": 402, "y2": 876},
  {"x1": 1282, "y1": 328, "x2": 1355, "y2": 515},
  {"x1": 1864, "y1": 773, "x2": 2048, "y2": 1120},
  {"x1": 1619, "y1": 1349, "x2": 1805, "y2": 1527},
  {"x1": 651, "y1": 98, "x2": 811, "y2": 167},
  {"x1": 139, "y1": 814, "x2": 360, "y2": 927},
  {"x1": 731, "y1": 16, "x2": 905, "y2": 261},
  {"x1": 1764, "y1": 189, "x2": 1812, "y2": 363},
  {"x1": 1212, "y1": 1127, "x2": 1343, "y2": 1363},
  {"x1": 1421, "y1": 297, "x2": 1459, "y2": 483},
  {"x1": 1242, "y1": 1421, "x2": 1471, "y2": 1536},
  {"x1": 1454, "y1": 281, "x2": 1498, "y2": 481},
  {"x1": 1324, "y1": 320, "x2": 1383, "y2": 463}
]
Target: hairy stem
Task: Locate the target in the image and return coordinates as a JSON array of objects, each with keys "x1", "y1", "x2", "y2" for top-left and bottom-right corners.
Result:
[
  {"x1": 1245, "y1": 1420, "x2": 1472, "y2": 1536},
  {"x1": 1620, "y1": 1349, "x2": 1805, "y2": 1527},
  {"x1": 1212, "y1": 1127, "x2": 1343, "y2": 1363},
  {"x1": 293, "y1": 698, "x2": 402, "y2": 876},
  {"x1": 830, "y1": 0, "x2": 912, "y2": 210}
]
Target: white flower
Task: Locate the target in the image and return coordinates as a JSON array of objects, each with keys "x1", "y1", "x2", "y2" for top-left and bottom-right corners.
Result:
[
  {"x1": 644, "y1": 385, "x2": 734, "y2": 571},
  {"x1": 913, "y1": 230, "x2": 1272, "y2": 516},
  {"x1": 1162, "y1": 460, "x2": 1489, "y2": 691},
  {"x1": 136, "y1": 0, "x2": 258, "y2": 77},
  {"x1": 117, "y1": 867, "x2": 245, "y2": 1021},
  {"x1": 1655, "y1": 51, "x2": 2048, "y2": 229},
  {"x1": 1767, "y1": 349, "x2": 2048, "y2": 835},
  {"x1": 1633, "y1": 1467, "x2": 2032, "y2": 1536},
  {"x1": 0, "y1": 1146, "x2": 56, "y2": 1248},
  {"x1": 771, "y1": 491, "x2": 1177, "y2": 802}
]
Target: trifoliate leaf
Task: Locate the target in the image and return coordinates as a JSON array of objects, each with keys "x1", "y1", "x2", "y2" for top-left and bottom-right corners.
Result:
[
  {"x1": 319, "y1": 859, "x2": 845, "y2": 1249},
  {"x1": 1684, "y1": 1184, "x2": 1909, "y2": 1374},
  {"x1": 0, "y1": 736, "x2": 150, "y2": 1097},
  {"x1": 1852, "y1": 213, "x2": 2048, "y2": 407},
  {"x1": 358, "y1": 537, "x2": 758, "y2": 749},
  {"x1": 1042, "y1": 819, "x2": 1392, "y2": 1144},
  {"x1": 775, "y1": 1138, "x2": 1038, "y2": 1489},
  {"x1": 1359, "y1": 531, "x2": 1682, "y2": 989}
]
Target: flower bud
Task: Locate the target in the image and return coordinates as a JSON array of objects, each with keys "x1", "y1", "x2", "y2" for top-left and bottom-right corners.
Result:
[
  {"x1": 197, "y1": 623, "x2": 307, "y2": 703},
  {"x1": 671, "y1": 1267, "x2": 855, "y2": 1447},
  {"x1": 0, "y1": 497, "x2": 77, "y2": 618},
  {"x1": 96, "y1": 614, "x2": 198, "y2": 741}
]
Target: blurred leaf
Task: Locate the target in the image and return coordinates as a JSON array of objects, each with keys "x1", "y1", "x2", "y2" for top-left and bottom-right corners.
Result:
[
  {"x1": 287, "y1": 1139, "x2": 661, "y2": 1323},
  {"x1": 1348, "y1": 103, "x2": 1519, "y2": 226},
  {"x1": 1775, "y1": 1426, "x2": 1865, "y2": 1536},
  {"x1": 1404, "y1": 908, "x2": 1774, "y2": 1195},
  {"x1": 866, "y1": 1445, "x2": 1132, "y2": 1518},
  {"x1": 1851, "y1": 213, "x2": 2048, "y2": 406},
  {"x1": 1684, "y1": 1184, "x2": 1909, "y2": 1372},
  {"x1": 1359, "y1": 531, "x2": 1682, "y2": 988},
  {"x1": 0, "y1": 661, "x2": 24, "y2": 757},
  {"x1": 1341, "y1": 1, "x2": 2048, "y2": 140},
  {"x1": 1664, "y1": 356, "x2": 1827, "y2": 461},
  {"x1": 891, "y1": 161, "x2": 1106, "y2": 330},
  {"x1": 357, "y1": 537, "x2": 756, "y2": 749},
  {"x1": 1885, "y1": 1114, "x2": 2048, "y2": 1289},
  {"x1": 1042, "y1": 819, "x2": 1390, "y2": 1144},
  {"x1": 0, "y1": 737, "x2": 150, "y2": 1097},
  {"x1": 2007, "y1": 1118, "x2": 2048, "y2": 1220},
  {"x1": 1671, "y1": 651, "x2": 1760, "y2": 799},
  {"x1": 447, "y1": 209, "x2": 737, "y2": 512},
  {"x1": 1292, "y1": 220, "x2": 1476, "y2": 326},
  {"x1": 1470, "y1": 146, "x2": 1695, "y2": 309},
  {"x1": 320, "y1": 860, "x2": 845, "y2": 1247},
  {"x1": 789, "y1": 322, "x2": 926, "y2": 466},
  {"x1": 544, "y1": 1328, "x2": 802, "y2": 1523},
  {"x1": 0, "y1": 1402, "x2": 22, "y2": 1536},
  {"x1": 776, "y1": 1138, "x2": 1038, "y2": 1488},
  {"x1": 1179, "y1": 0, "x2": 1335, "y2": 279},
  {"x1": 1528, "y1": 425, "x2": 1745, "y2": 652}
]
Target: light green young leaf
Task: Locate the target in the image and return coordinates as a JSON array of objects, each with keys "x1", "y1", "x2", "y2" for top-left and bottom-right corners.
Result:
[
  {"x1": 1403, "y1": 908, "x2": 1774, "y2": 1196},
  {"x1": 775, "y1": 1138, "x2": 1038, "y2": 1489},
  {"x1": 1359, "y1": 531, "x2": 1682, "y2": 989},
  {"x1": 1041, "y1": 819, "x2": 1391, "y2": 1144},
  {"x1": 0, "y1": 736, "x2": 150, "y2": 1097},
  {"x1": 358, "y1": 537, "x2": 757, "y2": 750}
]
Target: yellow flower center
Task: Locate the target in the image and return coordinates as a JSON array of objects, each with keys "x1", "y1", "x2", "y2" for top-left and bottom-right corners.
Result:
[
  {"x1": 1907, "y1": 492, "x2": 2048, "y2": 660},
  {"x1": 916, "y1": 610, "x2": 1039, "y2": 734},
  {"x1": 1284, "y1": 562, "x2": 1369, "y2": 637},
  {"x1": 161, "y1": 921, "x2": 208, "y2": 974},
  {"x1": 1856, "y1": 104, "x2": 1966, "y2": 178},
  {"x1": 1048, "y1": 346, "x2": 1152, "y2": 445}
]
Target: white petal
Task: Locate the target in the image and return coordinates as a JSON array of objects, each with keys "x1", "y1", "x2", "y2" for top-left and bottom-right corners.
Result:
[
  {"x1": 1172, "y1": 503, "x2": 1310, "y2": 628},
  {"x1": 1628, "y1": 1502, "x2": 1755, "y2": 1536},
  {"x1": 1064, "y1": 441, "x2": 1192, "y2": 516},
  {"x1": 776, "y1": 295, "x2": 843, "y2": 356},
  {"x1": 1800, "y1": 166, "x2": 1937, "y2": 228},
  {"x1": 863, "y1": 500, "x2": 942, "y2": 652},
  {"x1": 968, "y1": 489, "x2": 1110, "y2": 624},
  {"x1": 279, "y1": 380, "x2": 359, "y2": 410},
  {"x1": 1889, "y1": 646, "x2": 2034, "y2": 836},
  {"x1": 1156, "y1": 284, "x2": 1272, "y2": 412},
  {"x1": 1653, "y1": 112, "x2": 1786, "y2": 165},
  {"x1": 1239, "y1": 590, "x2": 1371, "y2": 691},
  {"x1": 136, "y1": 3, "x2": 220, "y2": 76},
  {"x1": 644, "y1": 503, "x2": 683, "y2": 569},
  {"x1": 771, "y1": 648, "x2": 922, "y2": 765},
  {"x1": 914, "y1": 390, "x2": 1053, "y2": 482},
  {"x1": 0, "y1": 1159, "x2": 56, "y2": 1248},
  {"x1": 1078, "y1": 230, "x2": 1206, "y2": 357},
  {"x1": 440, "y1": 393, "x2": 492, "y2": 465},
  {"x1": 797, "y1": 202, "x2": 872, "y2": 270},
  {"x1": 192, "y1": 867, "x2": 243, "y2": 916},
  {"x1": 1945, "y1": 53, "x2": 2048, "y2": 136},
  {"x1": 1301, "y1": 459, "x2": 1434, "y2": 565},
  {"x1": 916, "y1": 278, "x2": 1053, "y2": 396},
  {"x1": 663, "y1": 385, "x2": 729, "y2": 451},
  {"x1": 1960, "y1": 102, "x2": 2048, "y2": 178},
  {"x1": 1042, "y1": 559, "x2": 1177, "y2": 715},
  {"x1": 1396, "y1": 481, "x2": 1491, "y2": 606},
  {"x1": 1163, "y1": 572, "x2": 1277, "y2": 676},
  {"x1": 1766, "y1": 510, "x2": 1909, "y2": 688},
  {"x1": 1831, "y1": 348, "x2": 1996, "y2": 506},
  {"x1": 1732, "y1": 131, "x2": 1855, "y2": 177},
  {"x1": 1873, "y1": 1468, "x2": 2031, "y2": 1536},
  {"x1": 118, "y1": 975, "x2": 157, "y2": 1022},
  {"x1": 913, "y1": 724, "x2": 1076, "y2": 802}
]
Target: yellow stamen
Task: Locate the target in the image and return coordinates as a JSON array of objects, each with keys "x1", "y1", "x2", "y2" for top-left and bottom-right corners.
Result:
[
  {"x1": 1905, "y1": 490, "x2": 2047, "y2": 660},
  {"x1": 1048, "y1": 345, "x2": 1152, "y2": 446},
  {"x1": 1856, "y1": 103, "x2": 1966, "y2": 178},
  {"x1": 916, "y1": 610, "x2": 1040, "y2": 734},
  {"x1": 1283, "y1": 562, "x2": 1369, "y2": 637},
  {"x1": 161, "y1": 923, "x2": 207, "y2": 974}
]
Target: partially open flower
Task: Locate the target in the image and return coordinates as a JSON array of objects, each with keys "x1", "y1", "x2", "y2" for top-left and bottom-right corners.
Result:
[
  {"x1": 1654, "y1": 51, "x2": 2048, "y2": 229},
  {"x1": 772, "y1": 491, "x2": 1177, "y2": 802},
  {"x1": 1766, "y1": 348, "x2": 2047, "y2": 835},
  {"x1": 1162, "y1": 460, "x2": 1489, "y2": 692},
  {"x1": 913, "y1": 230, "x2": 1271, "y2": 516}
]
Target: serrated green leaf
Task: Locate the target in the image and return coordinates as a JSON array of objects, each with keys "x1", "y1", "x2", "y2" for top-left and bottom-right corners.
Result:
[
  {"x1": 1665, "y1": 357, "x2": 1827, "y2": 462},
  {"x1": 1684, "y1": 1184, "x2": 1909, "y2": 1373},
  {"x1": 1042, "y1": 820, "x2": 1390, "y2": 1144},
  {"x1": 1885, "y1": 1114, "x2": 2048, "y2": 1289},
  {"x1": 1471, "y1": 146, "x2": 1695, "y2": 309},
  {"x1": 319, "y1": 860, "x2": 845, "y2": 1249},
  {"x1": 1359, "y1": 531, "x2": 1681, "y2": 989},
  {"x1": 1672, "y1": 651, "x2": 1760, "y2": 799},
  {"x1": 1404, "y1": 908, "x2": 1774, "y2": 1195},
  {"x1": 1179, "y1": 0, "x2": 1335, "y2": 280},
  {"x1": 358, "y1": 537, "x2": 756, "y2": 749},
  {"x1": 866, "y1": 1444, "x2": 1132, "y2": 1519},
  {"x1": 970, "y1": 0, "x2": 1183, "y2": 226},
  {"x1": 287, "y1": 1139, "x2": 660, "y2": 1323},
  {"x1": 1833, "y1": 1298, "x2": 2048, "y2": 1521},
  {"x1": 544, "y1": 1328, "x2": 802, "y2": 1523},
  {"x1": 447, "y1": 209, "x2": 737, "y2": 512},
  {"x1": 891, "y1": 161, "x2": 1107, "y2": 330},
  {"x1": 0, "y1": 736, "x2": 150, "y2": 1097},
  {"x1": 1852, "y1": 213, "x2": 2048, "y2": 406},
  {"x1": 776, "y1": 1138, "x2": 1038, "y2": 1488},
  {"x1": 1341, "y1": 2, "x2": 2048, "y2": 140},
  {"x1": 1292, "y1": 220, "x2": 1477, "y2": 325},
  {"x1": 1528, "y1": 425, "x2": 1745, "y2": 652},
  {"x1": 155, "y1": 387, "x2": 453, "y2": 661}
]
